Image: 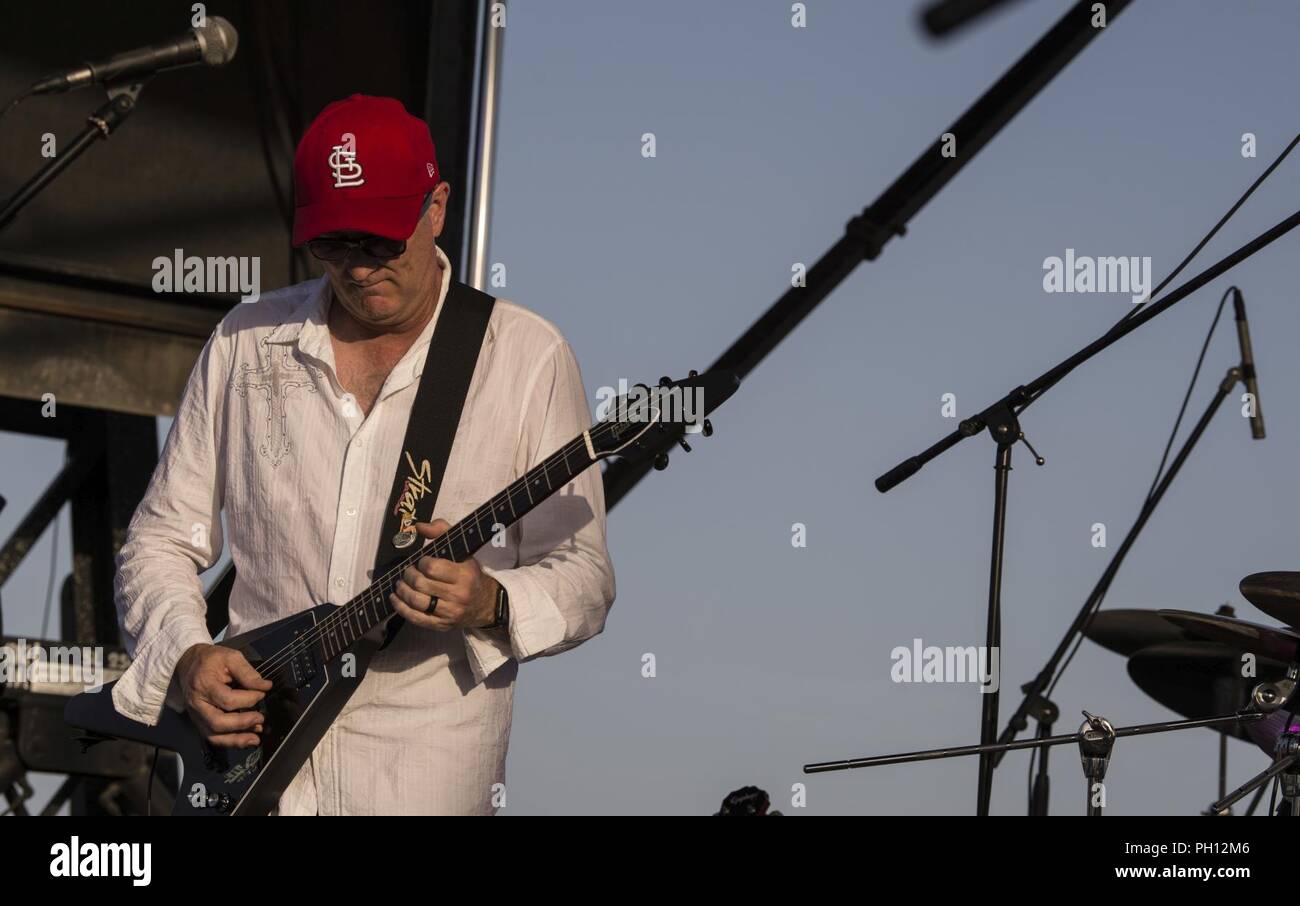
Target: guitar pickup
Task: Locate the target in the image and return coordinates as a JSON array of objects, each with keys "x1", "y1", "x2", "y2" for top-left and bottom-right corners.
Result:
[{"x1": 287, "y1": 629, "x2": 318, "y2": 687}]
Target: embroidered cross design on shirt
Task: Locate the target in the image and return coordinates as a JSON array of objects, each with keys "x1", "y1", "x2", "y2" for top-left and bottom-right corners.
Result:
[{"x1": 232, "y1": 338, "x2": 319, "y2": 468}]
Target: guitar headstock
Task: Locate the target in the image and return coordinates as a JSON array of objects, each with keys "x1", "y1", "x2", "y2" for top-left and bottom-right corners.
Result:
[{"x1": 590, "y1": 370, "x2": 739, "y2": 467}]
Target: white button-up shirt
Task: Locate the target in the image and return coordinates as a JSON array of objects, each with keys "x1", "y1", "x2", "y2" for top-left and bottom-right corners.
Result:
[{"x1": 111, "y1": 247, "x2": 615, "y2": 814}]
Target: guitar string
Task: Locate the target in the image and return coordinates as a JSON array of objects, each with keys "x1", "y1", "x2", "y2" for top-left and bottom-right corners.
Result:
[
  {"x1": 250, "y1": 410, "x2": 649, "y2": 681},
  {"x1": 250, "y1": 430, "x2": 596, "y2": 681},
  {"x1": 315, "y1": 403, "x2": 669, "y2": 649},
  {"x1": 249, "y1": 414, "x2": 644, "y2": 681},
  {"x1": 251, "y1": 393, "x2": 693, "y2": 681}
]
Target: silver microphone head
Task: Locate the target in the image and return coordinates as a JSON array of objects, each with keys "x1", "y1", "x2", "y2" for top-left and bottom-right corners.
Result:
[{"x1": 195, "y1": 15, "x2": 239, "y2": 66}]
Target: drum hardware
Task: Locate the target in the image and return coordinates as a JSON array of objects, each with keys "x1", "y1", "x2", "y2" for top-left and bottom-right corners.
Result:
[
  {"x1": 1275, "y1": 730, "x2": 1300, "y2": 816},
  {"x1": 805, "y1": 591, "x2": 1300, "y2": 814},
  {"x1": 1078, "y1": 711, "x2": 1115, "y2": 816},
  {"x1": 1205, "y1": 664, "x2": 1300, "y2": 816},
  {"x1": 805, "y1": 708, "x2": 1268, "y2": 815},
  {"x1": 1117, "y1": 611, "x2": 1290, "y2": 814},
  {"x1": 1125, "y1": 640, "x2": 1287, "y2": 741}
]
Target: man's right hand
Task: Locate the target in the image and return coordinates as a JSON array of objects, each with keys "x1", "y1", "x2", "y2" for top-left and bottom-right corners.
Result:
[{"x1": 175, "y1": 643, "x2": 273, "y2": 749}]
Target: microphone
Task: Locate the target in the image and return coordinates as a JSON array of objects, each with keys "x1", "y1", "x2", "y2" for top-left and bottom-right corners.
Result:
[
  {"x1": 29, "y1": 16, "x2": 238, "y2": 95},
  {"x1": 1232, "y1": 287, "x2": 1265, "y2": 440}
]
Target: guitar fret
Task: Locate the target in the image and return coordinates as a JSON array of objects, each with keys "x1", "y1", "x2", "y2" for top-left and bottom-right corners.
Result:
[{"x1": 335, "y1": 432, "x2": 607, "y2": 666}]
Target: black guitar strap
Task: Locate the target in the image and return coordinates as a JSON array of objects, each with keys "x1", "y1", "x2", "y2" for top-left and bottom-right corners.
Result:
[
  {"x1": 201, "y1": 279, "x2": 495, "y2": 639},
  {"x1": 373, "y1": 279, "x2": 496, "y2": 584}
]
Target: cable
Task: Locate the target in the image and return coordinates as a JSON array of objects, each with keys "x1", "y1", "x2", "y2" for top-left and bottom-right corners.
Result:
[
  {"x1": 1045, "y1": 288, "x2": 1231, "y2": 700},
  {"x1": 0, "y1": 89, "x2": 30, "y2": 123},
  {"x1": 147, "y1": 746, "x2": 160, "y2": 816},
  {"x1": 1141, "y1": 287, "x2": 1232, "y2": 504},
  {"x1": 1025, "y1": 285, "x2": 1235, "y2": 806},
  {"x1": 1020, "y1": 132, "x2": 1300, "y2": 413},
  {"x1": 1014, "y1": 135, "x2": 1300, "y2": 807}
]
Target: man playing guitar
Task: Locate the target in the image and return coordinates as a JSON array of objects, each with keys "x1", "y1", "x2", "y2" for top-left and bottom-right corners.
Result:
[{"x1": 111, "y1": 94, "x2": 615, "y2": 815}]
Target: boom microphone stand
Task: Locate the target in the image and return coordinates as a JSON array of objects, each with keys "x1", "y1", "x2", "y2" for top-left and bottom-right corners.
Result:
[
  {"x1": 996, "y1": 362, "x2": 1251, "y2": 814},
  {"x1": 872, "y1": 206, "x2": 1300, "y2": 815},
  {"x1": 0, "y1": 79, "x2": 149, "y2": 232}
]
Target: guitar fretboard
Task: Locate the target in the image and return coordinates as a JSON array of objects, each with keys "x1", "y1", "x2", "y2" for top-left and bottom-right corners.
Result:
[{"x1": 312, "y1": 429, "x2": 603, "y2": 662}]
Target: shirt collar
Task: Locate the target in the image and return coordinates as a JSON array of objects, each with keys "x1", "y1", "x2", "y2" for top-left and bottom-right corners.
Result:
[{"x1": 266, "y1": 245, "x2": 455, "y2": 396}]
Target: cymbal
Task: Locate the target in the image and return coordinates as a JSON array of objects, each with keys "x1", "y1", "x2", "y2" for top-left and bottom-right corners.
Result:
[
  {"x1": 1159, "y1": 609, "x2": 1300, "y2": 663},
  {"x1": 1082, "y1": 609, "x2": 1193, "y2": 657},
  {"x1": 1126, "y1": 641, "x2": 1287, "y2": 741},
  {"x1": 1240, "y1": 571, "x2": 1300, "y2": 628}
]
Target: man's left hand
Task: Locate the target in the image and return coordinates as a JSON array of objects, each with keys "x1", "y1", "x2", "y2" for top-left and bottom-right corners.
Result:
[{"x1": 390, "y1": 519, "x2": 499, "y2": 631}]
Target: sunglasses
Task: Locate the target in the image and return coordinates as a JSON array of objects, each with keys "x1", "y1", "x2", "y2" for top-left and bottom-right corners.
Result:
[{"x1": 307, "y1": 235, "x2": 407, "y2": 261}]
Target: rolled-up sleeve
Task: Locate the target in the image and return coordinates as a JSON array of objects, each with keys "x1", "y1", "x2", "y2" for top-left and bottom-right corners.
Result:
[
  {"x1": 464, "y1": 338, "x2": 616, "y2": 683},
  {"x1": 110, "y1": 327, "x2": 227, "y2": 725}
]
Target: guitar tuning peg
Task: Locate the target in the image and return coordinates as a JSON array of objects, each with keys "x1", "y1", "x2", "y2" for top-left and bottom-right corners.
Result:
[
  {"x1": 701, "y1": 419, "x2": 713, "y2": 437},
  {"x1": 677, "y1": 437, "x2": 692, "y2": 453},
  {"x1": 659, "y1": 375, "x2": 672, "y2": 388},
  {"x1": 653, "y1": 452, "x2": 670, "y2": 470},
  {"x1": 688, "y1": 369, "x2": 698, "y2": 378}
]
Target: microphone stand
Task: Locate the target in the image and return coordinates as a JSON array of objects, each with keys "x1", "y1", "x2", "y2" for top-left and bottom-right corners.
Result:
[
  {"x1": 0, "y1": 78, "x2": 150, "y2": 231},
  {"x1": 1209, "y1": 726, "x2": 1300, "y2": 816},
  {"x1": 995, "y1": 364, "x2": 1249, "y2": 814},
  {"x1": 1027, "y1": 691, "x2": 1058, "y2": 815},
  {"x1": 805, "y1": 709, "x2": 1270, "y2": 816},
  {"x1": 873, "y1": 206, "x2": 1300, "y2": 816}
]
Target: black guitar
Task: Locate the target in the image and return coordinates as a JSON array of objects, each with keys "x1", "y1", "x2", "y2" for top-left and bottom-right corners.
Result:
[{"x1": 65, "y1": 370, "x2": 738, "y2": 815}]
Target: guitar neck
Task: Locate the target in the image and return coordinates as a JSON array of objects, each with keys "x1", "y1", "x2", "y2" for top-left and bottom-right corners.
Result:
[{"x1": 314, "y1": 430, "x2": 600, "y2": 661}]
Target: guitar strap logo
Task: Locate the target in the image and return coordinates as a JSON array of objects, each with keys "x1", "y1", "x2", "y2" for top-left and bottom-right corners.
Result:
[
  {"x1": 374, "y1": 281, "x2": 494, "y2": 581},
  {"x1": 391, "y1": 450, "x2": 434, "y2": 549}
]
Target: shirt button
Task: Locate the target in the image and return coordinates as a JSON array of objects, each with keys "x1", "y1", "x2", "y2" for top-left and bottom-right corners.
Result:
[
  {"x1": 335, "y1": 577, "x2": 345, "y2": 588},
  {"x1": 346, "y1": 507, "x2": 357, "y2": 517}
]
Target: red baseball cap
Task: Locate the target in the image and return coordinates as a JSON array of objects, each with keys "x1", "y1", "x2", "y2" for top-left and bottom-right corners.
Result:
[{"x1": 292, "y1": 94, "x2": 440, "y2": 246}]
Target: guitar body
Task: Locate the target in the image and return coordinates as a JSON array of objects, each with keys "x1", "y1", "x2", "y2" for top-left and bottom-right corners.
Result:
[{"x1": 64, "y1": 603, "x2": 384, "y2": 815}]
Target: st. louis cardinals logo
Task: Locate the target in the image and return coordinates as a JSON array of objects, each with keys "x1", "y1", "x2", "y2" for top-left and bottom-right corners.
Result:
[
  {"x1": 391, "y1": 450, "x2": 433, "y2": 548},
  {"x1": 328, "y1": 134, "x2": 365, "y2": 188}
]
